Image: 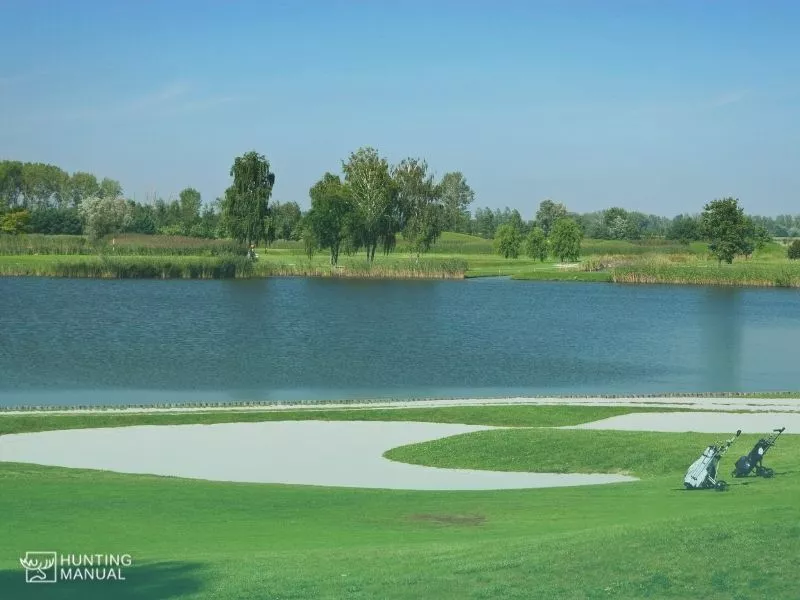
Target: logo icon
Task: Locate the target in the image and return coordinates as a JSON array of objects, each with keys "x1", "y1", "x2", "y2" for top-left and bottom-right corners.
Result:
[{"x1": 20, "y1": 552, "x2": 57, "y2": 583}]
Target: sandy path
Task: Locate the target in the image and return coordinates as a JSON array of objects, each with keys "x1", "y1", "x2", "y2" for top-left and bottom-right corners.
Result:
[
  {"x1": 0, "y1": 420, "x2": 636, "y2": 490},
  {"x1": 566, "y1": 411, "x2": 799, "y2": 433}
]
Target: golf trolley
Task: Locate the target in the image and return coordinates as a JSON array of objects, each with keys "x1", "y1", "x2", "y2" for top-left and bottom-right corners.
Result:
[
  {"x1": 732, "y1": 427, "x2": 785, "y2": 478},
  {"x1": 684, "y1": 430, "x2": 741, "y2": 491}
]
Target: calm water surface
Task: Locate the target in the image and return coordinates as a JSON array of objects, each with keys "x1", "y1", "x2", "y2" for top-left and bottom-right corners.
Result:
[{"x1": 1, "y1": 277, "x2": 798, "y2": 407}]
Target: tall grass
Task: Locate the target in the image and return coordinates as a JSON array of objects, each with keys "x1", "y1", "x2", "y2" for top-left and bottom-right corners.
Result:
[
  {"x1": 0, "y1": 256, "x2": 467, "y2": 280},
  {"x1": 611, "y1": 257, "x2": 800, "y2": 287},
  {"x1": 0, "y1": 233, "x2": 247, "y2": 256},
  {"x1": 0, "y1": 256, "x2": 254, "y2": 279},
  {"x1": 253, "y1": 258, "x2": 467, "y2": 279}
]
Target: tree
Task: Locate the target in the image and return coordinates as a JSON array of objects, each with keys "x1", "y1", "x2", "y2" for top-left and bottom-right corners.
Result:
[
  {"x1": 473, "y1": 207, "x2": 495, "y2": 238},
  {"x1": 667, "y1": 214, "x2": 701, "y2": 244},
  {"x1": 68, "y1": 172, "x2": 100, "y2": 207},
  {"x1": 788, "y1": 240, "x2": 800, "y2": 260},
  {"x1": 535, "y1": 199, "x2": 568, "y2": 236},
  {"x1": 221, "y1": 151, "x2": 275, "y2": 247},
  {"x1": 550, "y1": 217, "x2": 582, "y2": 262},
  {"x1": 700, "y1": 197, "x2": 751, "y2": 264},
  {"x1": 178, "y1": 187, "x2": 202, "y2": 233},
  {"x1": 28, "y1": 207, "x2": 82, "y2": 234},
  {"x1": 341, "y1": 147, "x2": 394, "y2": 262},
  {"x1": 0, "y1": 209, "x2": 30, "y2": 234},
  {"x1": 394, "y1": 158, "x2": 443, "y2": 257},
  {"x1": 305, "y1": 173, "x2": 354, "y2": 265},
  {"x1": 494, "y1": 223, "x2": 523, "y2": 258},
  {"x1": 439, "y1": 172, "x2": 474, "y2": 232},
  {"x1": 272, "y1": 201, "x2": 303, "y2": 241},
  {"x1": 98, "y1": 178, "x2": 123, "y2": 199},
  {"x1": 78, "y1": 196, "x2": 132, "y2": 240},
  {"x1": 524, "y1": 227, "x2": 548, "y2": 261},
  {"x1": 0, "y1": 161, "x2": 24, "y2": 209}
]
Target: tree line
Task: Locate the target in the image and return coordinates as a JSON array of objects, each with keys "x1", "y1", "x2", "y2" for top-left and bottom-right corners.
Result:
[{"x1": 2, "y1": 156, "x2": 798, "y2": 265}]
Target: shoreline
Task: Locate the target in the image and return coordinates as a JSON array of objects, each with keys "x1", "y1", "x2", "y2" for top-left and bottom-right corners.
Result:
[{"x1": 2, "y1": 392, "x2": 799, "y2": 415}]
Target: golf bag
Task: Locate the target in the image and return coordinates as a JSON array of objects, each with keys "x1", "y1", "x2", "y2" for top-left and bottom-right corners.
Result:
[
  {"x1": 684, "y1": 430, "x2": 741, "y2": 491},
  {"x1": 733, "y1": 427, "x2": 785, "y2": 478}
]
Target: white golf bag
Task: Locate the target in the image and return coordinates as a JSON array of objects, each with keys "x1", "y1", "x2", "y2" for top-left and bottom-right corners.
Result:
[{"x1": 684, "y1": 430, "x2": 741, "y2": 491}]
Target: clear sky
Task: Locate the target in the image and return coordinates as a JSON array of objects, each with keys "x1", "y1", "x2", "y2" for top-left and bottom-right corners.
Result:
[{"x1": 1, "y1": 1, "x2": 799, "y2": 217}]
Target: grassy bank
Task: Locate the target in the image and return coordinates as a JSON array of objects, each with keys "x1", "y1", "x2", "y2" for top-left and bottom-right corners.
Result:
[
  {"x1": 1, "y1": 404, "x2": 798, "y2": 598},
  {"x1": 2, "y1": 232, "x2": 799, "y2": 286}
]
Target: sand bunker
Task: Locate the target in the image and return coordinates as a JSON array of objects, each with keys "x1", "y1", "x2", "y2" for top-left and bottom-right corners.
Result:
[
  {"x1": 0, "y1": 420, "x2": 635, "y2": 490},
  {"x1": 567, "y1": 411, "x2": 800, "y2": 433}
]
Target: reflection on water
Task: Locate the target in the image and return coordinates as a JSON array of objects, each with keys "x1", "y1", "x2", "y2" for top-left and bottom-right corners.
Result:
[
  {"x1": 703, "y1": 288, "x2": 742, "y2": 391},
  {"x1": 1, "y1": 277, "x2": 799, "y2": 407}
]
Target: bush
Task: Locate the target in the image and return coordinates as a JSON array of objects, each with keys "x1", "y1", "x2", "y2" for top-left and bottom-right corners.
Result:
[{"x1": 788, "y1": 240, "x2": 800, "y2": 260}]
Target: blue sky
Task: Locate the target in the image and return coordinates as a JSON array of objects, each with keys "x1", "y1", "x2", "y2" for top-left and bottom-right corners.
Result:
[{"x1": 1, "y1": 1, "x2": 799, "y2": 217}]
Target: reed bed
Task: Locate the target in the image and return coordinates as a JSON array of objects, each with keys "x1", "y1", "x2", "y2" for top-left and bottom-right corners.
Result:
[
  {"x1": 0, "y1": 233, "x2": 247, "y2": 256},
  {"x1": 611, "y1": 259, "x2": 800, "y2": 287},
  {"x1": 0, "y1": 256, "x2": 467, "y2": 280}
]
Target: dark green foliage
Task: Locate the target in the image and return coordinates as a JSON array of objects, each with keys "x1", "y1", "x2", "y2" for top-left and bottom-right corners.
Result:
[
  {"x1": 701, "y1": 197, "x2": 753, "y2": 264},
  {"x1": 666, "y1": 214, "x2": 702, "y2": 244},
  {"x1": 524, "y1": 226, "x2": 547, "y2": 261},
  {"x1": 535, "y1": 199, "x2": 568, "y2": 236},
  {"x1": 550, "y1": 217, "x2": 583, "y2": 261},
  {"x1": 494, "y1": 223, "x2": 522, "y2": 258},
  {"x1": 305, "y1": 173, "x2": 355, "y2": 265},
  {"x1": 28, "y1": 208, "x2": 83, "y2": 234},
  {"x1": 221, "y1": 151, "x2": 275, "y2": 247},
  {"x1": 788, "y1": 240, "x2": 800, "y2": 260}
]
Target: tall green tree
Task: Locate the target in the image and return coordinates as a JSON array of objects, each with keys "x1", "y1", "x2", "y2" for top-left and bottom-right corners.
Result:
[
  {"x1": 439, "y1": 172, "x2": 474, "y2": 232},
  {"x1": 550, "y1": 217, "x2": 582, "y2": 262},
  {"x1": 97, "y1": 177, "x2": 123, "y2": 199},
  {"x1": 69, "y1": 172, "x2": 100, "y2": 207},
  {"x1": 221, "y1": 151, "x2": 276, "y2": 247},
  {"x1": 272, "y1": 201, "x2": 303, "y2": 241},
  {"x1": 494, "y1": 223, "x2": 523, "y2": 258},
  {"x1": 535, "y1": 199, "x2": 568, "y2": 236},
  {"x1": 341, "y1": 147, "x2": 394, "y2": 262},
  {"x1": 305, "y1": 173, "x2": 354, "y2": 265},
  {"x1": 0, "y1": 161, "x2": 24, "y2": 209},
  {"x1": 394, "y1": 158, "x2": 443, "y2": 257},
  {"x1": 524, "y1": 227, "x2": 548, "y2": 261},
  {"x1": 700, "y1": 197, "x2": 750, "y2": 264},
  {"x1": 178, "y1": 187, "x2": 202, "y2": 233}
]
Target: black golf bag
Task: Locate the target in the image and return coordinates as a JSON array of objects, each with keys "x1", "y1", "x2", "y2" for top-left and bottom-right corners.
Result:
[
  {"x1": 732, "y1": 427, "x2": 785, "y2": 478},
  {"x1": 684, "y1": 430, "x2": 741, "y2": 491}
]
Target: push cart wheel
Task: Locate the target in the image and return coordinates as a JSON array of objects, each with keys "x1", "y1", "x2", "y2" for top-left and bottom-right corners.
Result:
[
  {"x1": 762, "y1": 468, "x2": 775, "y2": 478},
  {"x1": 715, "y1": 480, "x2": 729, "y2": 491}
]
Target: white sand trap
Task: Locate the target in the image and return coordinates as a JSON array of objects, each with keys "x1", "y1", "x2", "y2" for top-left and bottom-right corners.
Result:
[
  {"x1": 0, "y1": 420, "x2": 636, "y2": 490},
  {"x1": 568, "y1": 411, "x2": 800, "y2": 433}
]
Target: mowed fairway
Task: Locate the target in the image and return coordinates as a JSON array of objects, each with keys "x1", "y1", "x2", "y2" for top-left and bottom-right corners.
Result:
[{"x1": 1, "y1": 405, "x2": 799, "y2": 599}]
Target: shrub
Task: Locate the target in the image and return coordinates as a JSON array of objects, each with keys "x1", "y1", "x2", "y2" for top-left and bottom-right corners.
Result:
[{"x1": 788, "y1": 240, "x2": 800, "y2": 260}]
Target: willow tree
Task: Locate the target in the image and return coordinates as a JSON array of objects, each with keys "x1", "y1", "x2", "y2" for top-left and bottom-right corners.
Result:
[
  {"x1": 222, "y1": 151, "x2": 275, "y2": 247},
  {"x1": 393, "y1": 158, "x2": 443, "y2": 258},
  {"x1": 341, "y1": 147, "x2": 394, "y2": 262}
]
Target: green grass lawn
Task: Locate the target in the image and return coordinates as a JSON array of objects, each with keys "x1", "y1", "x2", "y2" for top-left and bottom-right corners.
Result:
[
  {"x1": 3, "y1": 232, "x2": 797, "y2": 285},
  {"x1": 1, "y1": 405, "x2": 798, "y2": 599}
]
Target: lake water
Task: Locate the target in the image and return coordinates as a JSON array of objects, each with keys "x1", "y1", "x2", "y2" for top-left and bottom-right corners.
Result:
[{"x1": 1, "y1": 277, "x2": 798, "y2": 407}]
